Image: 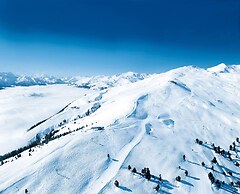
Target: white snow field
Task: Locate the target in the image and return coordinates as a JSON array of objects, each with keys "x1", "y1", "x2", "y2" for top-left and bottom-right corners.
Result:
[
  {"x1": 0, "y1": 64, "x2": 240, "y2": 194},
  {"x1": 0, "y1": 84, "x2": 96, "y2": 154}
]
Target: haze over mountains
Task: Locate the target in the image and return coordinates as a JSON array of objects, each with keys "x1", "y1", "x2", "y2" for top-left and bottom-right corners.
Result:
[{"x1": 0, "y1": 63, "x2": 240, "y2": 194}]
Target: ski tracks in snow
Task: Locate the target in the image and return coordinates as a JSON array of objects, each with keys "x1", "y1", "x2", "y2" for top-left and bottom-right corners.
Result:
[{"x1": 83, "y1": 121, "x2": 146, "y2": 194}]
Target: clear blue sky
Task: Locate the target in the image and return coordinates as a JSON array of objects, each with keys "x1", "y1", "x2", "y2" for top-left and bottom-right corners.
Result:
[{"x1": 0, "y1": 0, "x2": 239, "y2": 76}]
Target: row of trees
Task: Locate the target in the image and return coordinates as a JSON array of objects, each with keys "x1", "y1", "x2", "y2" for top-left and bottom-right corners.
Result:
[{"x1": 0, "y1": 140, "x2": 39, "y2": 165}]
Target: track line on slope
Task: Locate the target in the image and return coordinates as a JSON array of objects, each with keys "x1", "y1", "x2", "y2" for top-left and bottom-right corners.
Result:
[
  {"x1": 27, "y1": 99, "x2": 77, "y2": 132},
  {"x1": 84, "y1": 121, "x2": 146, "y2": 194}
]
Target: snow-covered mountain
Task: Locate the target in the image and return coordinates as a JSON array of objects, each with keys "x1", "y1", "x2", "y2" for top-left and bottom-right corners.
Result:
[
  {"x1": 0, "y1": 72, "x2": 65, "y2": 88},
  {"x1": 207, "y1": 63, "x2": 240, "y2": 73},
  {"x1": 0, "y1": 64, "x2": 240, "y2": 194},
  {"x1": 72, "y1": 72, "x2": 149, "y2": 90},
  {"x1": 0, "y1": 72, "x2": 148, "y2": 90}
]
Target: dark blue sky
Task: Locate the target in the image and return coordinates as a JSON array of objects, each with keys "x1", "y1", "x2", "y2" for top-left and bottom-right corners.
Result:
[{"x1": 0, "y1": 0, "x2": 239, "y2": 76}]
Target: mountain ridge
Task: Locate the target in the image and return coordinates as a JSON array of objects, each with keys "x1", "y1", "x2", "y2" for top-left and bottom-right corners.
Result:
[{"x1": 1, "y1": 64, "x2": 240, "y2": 89}]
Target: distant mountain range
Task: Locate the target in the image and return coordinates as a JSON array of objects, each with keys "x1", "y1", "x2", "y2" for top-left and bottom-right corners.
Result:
[
  {"x1": 1, "y1": 63, "x2": 239, "y2": 90},
  {"x1": 0, "y1": 72, "x2": 65, "y2": 88},
  {"x1": 0, "y1": 71, "x2": 149, "y2": 90}
]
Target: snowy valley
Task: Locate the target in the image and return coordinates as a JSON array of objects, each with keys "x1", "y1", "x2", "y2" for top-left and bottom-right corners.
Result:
[{"x1": 0, "y1": 64, "x2": 240, "y2": 194}]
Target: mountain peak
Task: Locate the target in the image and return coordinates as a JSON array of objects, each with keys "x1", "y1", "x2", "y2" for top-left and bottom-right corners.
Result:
[
  {"x1": 207, "y1": 63, "x2": 229, "y2": 73},
  {"x1": 207, "y1": 63, "x2": 240, "y2": 73}
]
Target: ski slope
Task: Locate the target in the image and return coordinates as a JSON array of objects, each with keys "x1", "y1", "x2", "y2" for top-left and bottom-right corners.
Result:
[{"x1": 0, "y1": 64, "x2": 240, "y2": 194}]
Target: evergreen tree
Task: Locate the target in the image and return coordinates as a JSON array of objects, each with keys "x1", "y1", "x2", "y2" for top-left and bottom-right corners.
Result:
[
  {"x1": 211, "y1": 166, "x2": 214, "y2": 171},
  {"x1": 141, "y1": 168, "x2": 146, "y2": 174},
  {"x1": 132, "y1": 167, "x2": 137, "y2": 173},
  {"x1": 196, "y1": 138, "x2": 199, "y2": 144},
  {"x1": 159, "y1": 174, "x2": 162, "y2": 181},
  {"x1": 176, "y1": 176, "x2": 181, "y2": 182},
  {"x1": 211, "y1": 157, "x2": 217, "y2": 164},
  {"x1": 215, "y1": 179, "x2": 221, "y2": 188},
  {"x1": 145, "y1": 168, "x2": 151, "y2": 180},
  {"x1": 208, "y1": 172, "x2": 214, "y2": 184},
  {"x1": 114, "y1": 180, "x2": 119, "y2": 187},
  {"x1": 154, "y1": 184, "x2": 160, "y2": 191}
]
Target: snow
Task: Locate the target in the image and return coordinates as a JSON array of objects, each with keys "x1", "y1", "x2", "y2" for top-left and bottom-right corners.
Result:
[
  {"x1": 0, "y1": 85, "x2": 95, "y2": 154},
  {"x1": 73, "y1": 72, "x2": 149, "y2": 90},
  {"x1": 207, "y1": 63, "x2": 240, "y2": 74},
  {"x1": 0, "y1": 64, "x2": 240, "y2": 194}
]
